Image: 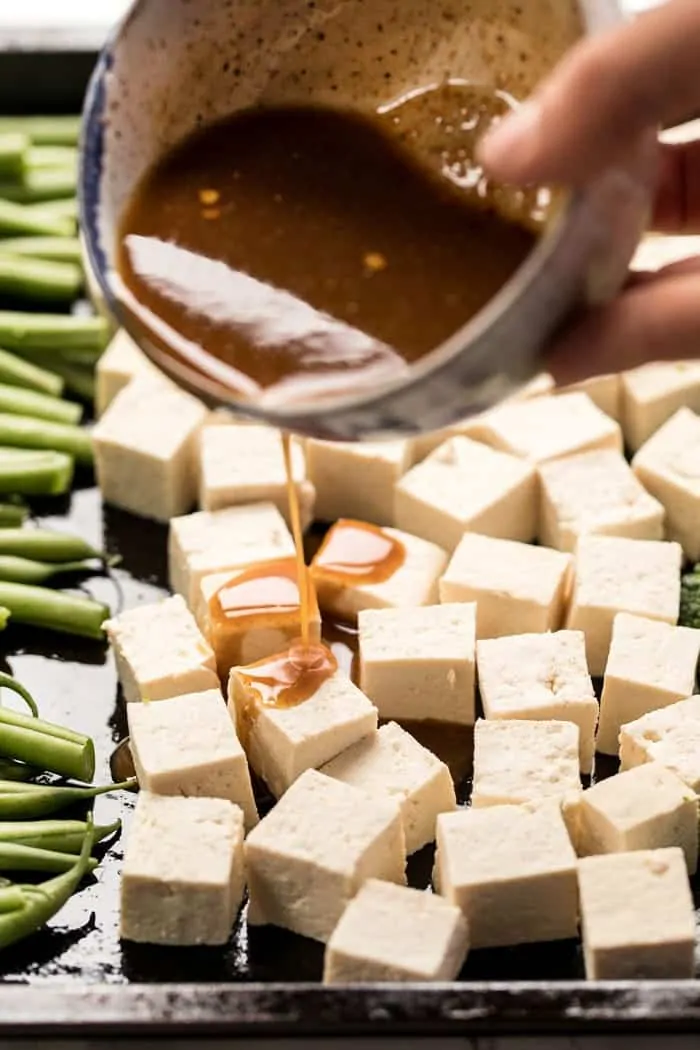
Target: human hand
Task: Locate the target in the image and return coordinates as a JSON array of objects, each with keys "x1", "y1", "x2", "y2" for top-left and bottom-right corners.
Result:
[{"x1": 478, "y1": 0, "x2": 700, "y2": 384}]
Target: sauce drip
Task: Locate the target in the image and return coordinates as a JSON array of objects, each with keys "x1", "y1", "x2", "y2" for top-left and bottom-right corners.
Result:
[
  {"x1": 282, "y1": 433, "x2": 312, "y2": 648},
  {"x1": 311, "y1": 519, "x2": 405, "y2": 586},
  {"x1": 210, "y1": 557, "x2": 303, "y2": 628},
  {"x1": 117, "y1": 83, "x2": 539, "y2": 405}
]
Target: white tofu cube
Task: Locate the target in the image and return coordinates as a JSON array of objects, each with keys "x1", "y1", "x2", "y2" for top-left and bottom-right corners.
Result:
[
  {"x1": 93, "y1": 377, "x2": 207, "y2": 523},
  {"x1": 565, "y1": 536, "x2": 682, "y2": 676},
  {"x1": 127, "y1": 688, "x2": 258, "y2": 830},
  {"x1": 559, "y1": 374, "x2": 621, "y2": 420},
  {"x1": 306, "y1": 438, "x2": 410, "y2": 525},
  {"x1": 228, "y1": 665, "x2": 377, "y2": 798},
  {"x1": 597, "y1": 613, "x2": 700, "y2": 755},
  {"x1": 472, "y1": 719, "x2": 581, "y2": 808},
  {"x1": 620, "y1": 696, "x2": 700, "y2": 791},
  {"x1": 476, "y1": 631, "x2": 598, "y2": 773},
  {"x1": 633, "y1": 408, "x2": 700, "y2": 561},
  {"x1": 440, "y1": 534, "x2": 572, "y2": 640},
  {"x1": 435, "y1": 803, "x2": 578, "y2": 949},
  {"x1": 324, "y1": 879, "x2": 469, "y2": 983},
  {"x1": 169, "y1": 503, "x2": 295, "y2": 609},
  {"x1": 121, "y1": 792, "x2": 245, "y2": 946},
  {"x1": 578, "y1": 849, "x2": 695, "y2": 979},
  {"x1": 104, "y1": 595, "x2": 219, "y2": 704},
  {"x1": 538, "y1": 450, "x2": 664, "y2": 552},
  {"x1": 358, "y1": 604, "x2": 476, "y2": 725},
  {"x1": 310, "y1": 521, "x2": 448, "y2": 624},
  {"x1": 464, "y1": 392, "x2": 622, "y2": 464},
  {"x1": 621, "y1": 361, "x2": 700, "y2": 453},
  {"x1": 395, "y1": 437, "x2": 537, "y2": 552},
  {"x1": 573, "y1": 763, "x2": 698, "y2": 873},
  {"x1": 245, "y1": 768, "x2": 406, "y2": 942},
  {"x1": 322, "y1": 722, "x2": 456, "y2": 854},
  {"x1": 95, "y1": 329, "x2": 160, "y2": 416},
  {"x1": 198, "y1": 424, "x2": 315, "y2": 530}
]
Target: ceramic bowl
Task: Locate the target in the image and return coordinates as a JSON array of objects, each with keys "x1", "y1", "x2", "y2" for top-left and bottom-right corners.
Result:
[{"x1": 80, "y1": 0, "x2": 649, "y2": 440}]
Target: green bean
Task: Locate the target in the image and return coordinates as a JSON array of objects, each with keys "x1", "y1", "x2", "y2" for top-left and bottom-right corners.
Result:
[
  {"x1": 0, "y1": 581, "x2": 108, "y2": 639},
  {"x1": 0, "y1": 170, "x2": 76, "y2": 204},
  {"x1": 0, "y1": 237, "x2": 82, "y2": 264},
  {"x1": 0, "y1": 347, "x2": 63, "y2": 397},
  {"x1": 0, "y1": 383, "x2": 81, "y2": 426},
  {"x1": 0, "y1": 779, "x2": 135, "y2": 820},
  {"x1": 0, "y1": 841, "x2": 98, "y2": 874},
  {"x1": 0, "y1": 708, "x2": 93, "y2": 781},
  {"x1": 0, "y1": 671, "x2": 39, "y2": 717},
  {"x1": 37, "y1": 362, "x2": 94, "y2": 403},
  {"x1": 27, "y1": 198, "x2": 77, "y2": 223},
  {"x1": 25, "y1": 147, "x2": 77, "y2": 172},
  {"x1": 0, "y1": 821, "x2": 94, "y2": 950},
  {"x1": 0, "y1": 135, "x2": 28, "y2": 181},
  {"x1": 0, "y1": 818, "x2": 120, "y2": 854},
  {"x1": 0, "y1": 117, "x2": 80, "y2": 147},
  {"x1": 0, "y1": 886, "x2": 25, "y2": 912},
  {"x1": 0, "y1": 503, "x2": 27, "y2": 527},
  {"x1": 0, "y1": 760, "x2": 35, "y2": 781},
  {"x1": 0, "y1": 414, "x2": 92, "y2": 465},
  {"x1": 0, "y1": 528, "x2": 104, "y2": 563},
  {"x1": 0, "y1": 198, "x2": 73, "y2": 239},
  {"x1": 0, "y1": 254, "x2": 82, "y2": 304},
  {"x1": 0, "y1": 556, "x2": 97, "y2": 586},
  {"x1": 0, "y1": 608, "x2": 8, "y2": 631},
  {"x1": 0, "y1": 312, "x2": 109, "y2": 352},
  {"x1": 0, "y1": 449, "x2": 73, "y2": 496}
]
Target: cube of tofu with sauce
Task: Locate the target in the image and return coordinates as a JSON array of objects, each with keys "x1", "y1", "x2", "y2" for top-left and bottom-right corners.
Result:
[
  {"x1": 572, "y1": 763, "x2": 698, "y2": 873},
  {"x1": 440, "y1": 533, "x2": 572, "y2": 640},
  {"x1": 633, "y1": 407, "x2": 700, "y2": 561},
  {"x1": 198, "y1": 424, "x2": 315, "y2": 530},
  {"x1": 310, "y1": 520, "x2": 448, "y2": 624},
  {"x1": 104, "y1": 595, "x2": 219, "y2": 704},
  {"x1": 196, "y1": 559, "x2": 322, "y2": 678},
  {"x1": 621, "y1": 361, "x2": 700, "y2": 453},
  {"x1": 538, "y1": 450, "x2": 664, "y2": 552},
  {"x1": 306, "y1": 438, "x2": 410, "y2": 525},
  {"x1": 358, "y1": 604, "x2": 476, "y2": 725},
  {"x1": 120, "y1": 792, "x2": 245, "y2": 946},
  {"x1": 169, "y1": 503, "x2": 295, "y2": 609},
  {"x1": 578, "y1": 848, "x2": 695, "y2": 979},
  {"x1": 472, "y1": 719, "x2": 581, "y2": 809},
  {"x1": 597, "y1": 614, "x2": 700, "y2": 755},
  {"x1": 93, "y1": 377, "x2": 208, "y2": 522},
  {"x1": 476, "y1": 631, "x2": 598, "y2": 773},
  {"x1": 228, "y1": 663, "x2": 377, "y2": 798},
  {"x1": 95, "y1": 329, "x2": 160, "y2": 416},
  {"x1": 323, "y1": 879, "x2": 469, "y2": 984},
  {"x1": 127, "y1": 688, "x2": 258, "y2": 830},
  {"x1": 620, "y1": 696, "x2": 700, "y2": 791},
  {"x1": 322, "y1": 721, "x2": 456, "y2": 854},
  {"x1": 565, "y1": 536, "x2": 682, "y2": 676},
  {"x1": 245, "y1": 769, "x2": 406, "y2": 942},
  {"x1": 435, "y1": 803, "x2": 578, "y2": 949},
  {"x1": 395, "y1": 436, "x2": 537, "y2": 552},
  {"x1": 464, "y1": 392, "x2": 622, "y2": 464},
  {"x1": 558, "y1": 373, "x2": 621, "y2": 421}
]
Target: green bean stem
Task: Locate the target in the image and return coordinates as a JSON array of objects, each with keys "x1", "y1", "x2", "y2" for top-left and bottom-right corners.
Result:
[
  {"x1": 0, "y1": 414, "x2": 92, "y2": 465},
  {"x1": 0, "y1": 581, "x2": 108, "y2": 639},
  {"x1": 0, "y1": 528, "x2": 105, "y2": 563},
  {"x1": 0, "y1": 818, "x2": 120, "y2": 854},
  {"x1": 0, "y1": 312, "x2": 109, "y2": 352},
  {"x1": 0, "y1": 449, "x2": 73, "y2": 496},
  {"x1": 0, "y1": 503, "x2": 27, "y2": 527},
  {"x1": 0, "y1": 672, "x2": 38, "y2": 717},
  {"x1": 0, "y1": 255, "x2": 82, "y2": 304},
  {"x1": 0, "y1": 347, "x2": 63, "y2": 398},
  {"x1": 0, "y1": 199, "x2": 72, "y2": 239},
  {"x1": 0, "y1": 841, "x2": 98, "y2": 874},
  {"x1": 0, "y1": 170, "x2": 77, "y2": 204},
  {"x1": 0, "y1": 117, "x2": 80, "y2": 147},
  {"x1": 0, "y1": 779, "x2": 135, "y2": 820},
  {"x1": 0, "y1": 135, "x2": 28, "y2": 181},
  {"x1": 0, "y1": 237, "x2": 82, "y2": 264},
  {"x1": 0, "y1": 383, "x2": 81, "y2": 426}
]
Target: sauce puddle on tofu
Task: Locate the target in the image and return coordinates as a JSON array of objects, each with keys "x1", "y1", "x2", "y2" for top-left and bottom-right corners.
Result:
[
  {"x1": 116, "y1": 83, "x2": 541, "y2": 406},
  {"x1": 311, "y1": 519, "x2": 406, "y2": 585}
]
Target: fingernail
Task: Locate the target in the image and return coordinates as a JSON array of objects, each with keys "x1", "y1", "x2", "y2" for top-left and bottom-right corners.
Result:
[{"x1": 478, "y1": 100, "x2": 543, "y2": 177}]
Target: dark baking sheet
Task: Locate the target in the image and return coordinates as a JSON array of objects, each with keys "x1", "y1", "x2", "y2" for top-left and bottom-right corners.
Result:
[{"x1": 1, "y1": 37, "x2": 700, "y2": 1042}]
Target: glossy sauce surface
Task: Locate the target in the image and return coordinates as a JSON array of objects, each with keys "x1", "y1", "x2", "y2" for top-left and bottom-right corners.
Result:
[
  {"x1": 210, "y1": 558, "x2": 303, "y2": 629},
  {"x1": 311, "y1": 519, "x2": 405, "y2": 585},
  {"x1": 117, "y1": 83, "x2": 539, "y2": 405}
]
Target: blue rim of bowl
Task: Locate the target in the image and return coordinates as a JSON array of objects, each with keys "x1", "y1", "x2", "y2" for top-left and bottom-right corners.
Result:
[{"x1": 79, "y1": 11, "x2": 589, "y2": 430}]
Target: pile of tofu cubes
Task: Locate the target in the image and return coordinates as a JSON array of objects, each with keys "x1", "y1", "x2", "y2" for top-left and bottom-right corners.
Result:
[{"x1": 96, "y1": 331, "x2": 700, "y2": 982}]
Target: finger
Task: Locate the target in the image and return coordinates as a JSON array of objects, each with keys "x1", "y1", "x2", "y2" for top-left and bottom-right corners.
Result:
[
  {"x1": 547, "y1": 270, "x2": 700, "y2": 385},
  {"x1": 478, "y1": 0, "x2": 700, "y2": 185},
  {"x1": 652, "y1": 141, "x2": 700, "y2": 232}
]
